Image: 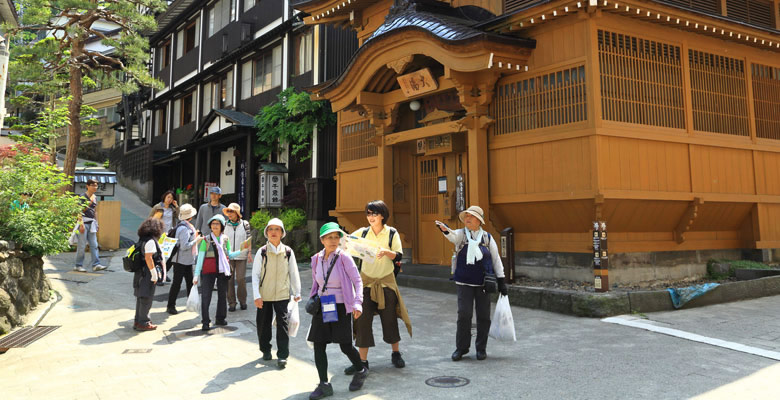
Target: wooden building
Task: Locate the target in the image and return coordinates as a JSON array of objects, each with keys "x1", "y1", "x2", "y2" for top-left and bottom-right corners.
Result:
[
  {"x1": 296, "y1": 0, "x2": 780, "y2": 283},
  {"x1": 115, "y1": 0, "x2": 357, "y2": 222}
]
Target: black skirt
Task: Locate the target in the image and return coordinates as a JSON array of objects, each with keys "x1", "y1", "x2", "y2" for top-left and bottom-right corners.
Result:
[{"x1": 307, "y1": 303, "x2": 354, "y2": 344}]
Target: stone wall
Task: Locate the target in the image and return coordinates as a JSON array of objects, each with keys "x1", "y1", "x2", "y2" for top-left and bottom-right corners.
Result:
[{"x1": 0, "y1": 241, "x2": 52, "y2": 334}]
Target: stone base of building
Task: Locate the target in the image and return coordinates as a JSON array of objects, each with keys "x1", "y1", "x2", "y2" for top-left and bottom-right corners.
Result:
[
  {"x1": 0, "y1": 241, "x2": 52, "y2": 334},
  {"x1": 514, "y1": 249, "x2": 777, "y2": 286}
]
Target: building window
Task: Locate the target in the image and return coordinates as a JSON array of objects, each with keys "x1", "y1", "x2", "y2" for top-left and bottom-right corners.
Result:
[
  {"x1": 295, "y1": 29, "x2": 314, "y2": 76},
  {"x1": 253, "y1": 46, "x2": 282, "y2": 96},
  {"x1": 492, "y1": 65, "x2": 587, "y2": 135},
  {"x1": 158, "y1": 39, "x2": 171, "y2": 69},
  {"x1": 241, "y1": 60, "x2": 252, "y2": 99},
  {"x1": 204, "y1": 70, "x2": 234, "y2": 112},
  {"x1": 598, "y1": 30, "x2": 685, "y2": 129},
  {"x1": 751, "y1": 63, "x2": 780, "y2": 140},
  {"x1": 689, "y1": 50, "x2": 749, "y2": 137},
  {"x1": 340, "y1": 120, "x2": 377, "y2": 162},
  {"x1": 244, "y1": 0, "x2": 255, "y2": 12},
  {"x1": 208, "y1": 0, "x2": 234, "y2": 37},
  {"x1": 156, "y1": 107, "x2": 167, "y2": 136},
  {"x1": 177, "y1": 19, "x2": 199, "y2": 59},
  {"x1": 203, "y1": 82, "x2": 213, "y2": 115},
  {"x1": 725, "y1": 0, "x2": 775, "y2": 29},
  {"x1": 173, "y1": 91, "x2": 196, "y2": 129}
]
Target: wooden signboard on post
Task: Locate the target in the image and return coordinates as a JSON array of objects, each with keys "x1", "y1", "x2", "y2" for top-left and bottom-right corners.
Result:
[{"x1": 397, "y1": 68, "x2": 438, "y2": 97}]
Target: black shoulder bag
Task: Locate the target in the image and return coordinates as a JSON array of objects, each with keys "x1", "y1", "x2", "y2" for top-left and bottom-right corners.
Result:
[{"x1": 305, "y1": 253, "x2": 339, "y2": 315}]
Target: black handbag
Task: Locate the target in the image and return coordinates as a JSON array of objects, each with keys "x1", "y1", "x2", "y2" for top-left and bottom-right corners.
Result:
[{"x1": 305, "y1": 253, "x2": 339, "y2": 316}]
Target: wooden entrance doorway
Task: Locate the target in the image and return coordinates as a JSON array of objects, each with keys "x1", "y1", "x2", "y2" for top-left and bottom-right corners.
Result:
[{"x1": 415, "y1": 152, "x2": 468, "y2": 265}]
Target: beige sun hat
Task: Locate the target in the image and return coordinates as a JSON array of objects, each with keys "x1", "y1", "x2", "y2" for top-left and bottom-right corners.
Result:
[
  {"x1": 222, "y1": 203, "x2": 242, "y2": 219},
  {"x1": 264, "y1": 218, "x2": 287, "y2": 239},
  {"x1": 458, "y1": 205, "x2": 485, "y2": 225},
  {"x1": 178, "y1": 204, "x2": 197, "y2": 220}
]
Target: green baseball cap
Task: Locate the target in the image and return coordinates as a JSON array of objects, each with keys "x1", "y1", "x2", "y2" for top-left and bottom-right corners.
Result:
[{"x1": 319, "y1": 222, "x2": 344, "y2": 238}]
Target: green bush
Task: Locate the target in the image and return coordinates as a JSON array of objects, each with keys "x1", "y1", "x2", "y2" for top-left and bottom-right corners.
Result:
[
  {"x1": 103, "y1": 160, "x2": 110, "y2": 169},
  {"x1": 280, "y1": 208, "x2": 306, "y2": 231},
  {"x1": 83, "y1": 161, "x2": 98, "y2": 167},
  {"x1": 0, "y1": 151, "x2": 83, "y2": 255},
  {"x1": 297, "y1": 242, "x2": 312, "y2": 259},
  {"x1": 707, "y1": 258, "x2": 773, "y2": 279},
  {"x1": 249, "y1": 209, "x2": 272, "y2": 231}
]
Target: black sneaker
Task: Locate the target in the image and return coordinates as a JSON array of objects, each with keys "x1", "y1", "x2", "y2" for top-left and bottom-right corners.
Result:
[
  {"x1": 215, "y1": 320, "x2": 228, "y2": 326},
  {"x1": 277, "y1": 358, "x2": 287, "y2": 369},
  {"x1": 309, "y1": 383, "x2": 333, "y2": 400},
  {"x1": 201, "y1": 323, "x2": 210, "y2": 331},
  {"x1": 240, "y1": 303, "x2": 247, "y2": 310},
  {"x1": 476, "y1": 350, "x2": 487, "y2": 360},
  {"x1": 262, "y1": 351, "x2": 272, "y2": 361},
  {"x1": 391, "y1": 351, "x2": 405, "y2": 368},
  {"x1": 166, "y1": 307, "x2": 178, "y2": 315},
  {"x1": 451, "y1": 349, "x2": 469, "y2": 361},
  {"x1": 228, "y1": 306, "x2": 236, "y2": 312},
  {"x1": 349, "y1": 367, "x2": 368, "y2": 391},
  {"x1": 344, "y1": 360, "x2": 368, "y2": 375}
]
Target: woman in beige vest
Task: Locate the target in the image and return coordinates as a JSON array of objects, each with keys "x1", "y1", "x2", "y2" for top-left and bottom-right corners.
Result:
[{"x1": 251, "y1": 218, "x2": 301, "y2": 369}]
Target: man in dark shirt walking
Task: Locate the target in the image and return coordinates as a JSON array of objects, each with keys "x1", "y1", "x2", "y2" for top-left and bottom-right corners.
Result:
[{"x1": 194, "y1": 186, "x2": 226, "y2": 236}]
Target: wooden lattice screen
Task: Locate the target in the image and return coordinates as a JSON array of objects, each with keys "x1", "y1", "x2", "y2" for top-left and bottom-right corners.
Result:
[
  {"x1": 418, "y1": 158, "x2": 439, "y2": 215},
  {"x1": 752, "y1": 63, "x2": 780, "y2": 140},
  {"x1": 492, "y1": 65, "x2": 587, "y2": 135},
  {"x1": 725, "y1": 0, "x2": 775, "y2": 29},
  {"x1": 689, "y1": 50, "x2": 750, "y2": 137},
  {"x1": 598, "y1": 30, "x2": 686, "y2": 129},
  {"x1": 340, "y1": 119, "x2": 377, "y2": 162}
]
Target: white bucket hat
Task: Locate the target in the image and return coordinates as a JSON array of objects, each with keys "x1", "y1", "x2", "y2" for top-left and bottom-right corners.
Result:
[
  {"x1": 264, "y1": 218, "x2": 287, "y2": 239},
  {"x1": 178, "y1": 204, "x2": 197, "y2": 220},
  {"x1": 458, "y1": 205, "x2": 485, "y2": 225}
]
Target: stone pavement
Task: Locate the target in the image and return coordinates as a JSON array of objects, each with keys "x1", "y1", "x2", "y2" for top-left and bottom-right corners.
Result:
[{"x1": 3, "y1": 245, "x2": 780, "y2": 399}]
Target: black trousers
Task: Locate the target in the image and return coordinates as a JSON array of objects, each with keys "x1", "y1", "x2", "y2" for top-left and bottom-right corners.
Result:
[
  {"x1": 201, "y1": 273, "x2": 228, "y2": 324},
  {"x1": 167, "y1": 262, "x2": 193, "y2": 309},
  {"x1": 456, "y1": 285, "x2": 491, "y2": 352},
  {"x1": 354, "y1": 287, "x2": 401, "y2": 348},
  {"x1": 314, "y1": 341, "x2": 363, "y2": 383},
  {"x1": 256, "y1": 299, "x2": 290, "y2": 359}
]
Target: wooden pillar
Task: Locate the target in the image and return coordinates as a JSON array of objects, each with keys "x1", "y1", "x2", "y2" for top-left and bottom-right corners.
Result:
[{"x1": 246, "y1": 133, "x2": 255, "y2": 211}]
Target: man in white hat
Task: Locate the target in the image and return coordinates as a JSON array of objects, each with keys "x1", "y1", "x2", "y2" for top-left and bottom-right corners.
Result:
[
  {"x1": 251, "y1": 218, "x2": 301, "y2": 369},
  {"x1": 223, "y1": 203, "x2": 251, "y2": 311},
  {"x1": 436, "y1": 205, "x2": 507, "y2": 362},
  {"x1": 167, "y1": 204, "x2": 201, "y2": 314}
]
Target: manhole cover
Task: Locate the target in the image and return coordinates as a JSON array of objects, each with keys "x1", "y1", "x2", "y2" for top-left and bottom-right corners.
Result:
[
  {"x1": 425, "y1": 376, "x2": 470, "y2": 388},
  {"x1": 0, "y1": 326, "x2": 60, "y2": 352},
  {"x1": 123, "y1": 349, "x2": 152, "y2": 354}
]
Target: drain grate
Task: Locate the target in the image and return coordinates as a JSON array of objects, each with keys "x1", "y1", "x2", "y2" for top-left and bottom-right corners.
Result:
[
  {"x1": 425, "y1": 376, "x2": 470, "y2": 388},
  {"x1": 0, "y1": 326, "x2": 60, "y2": 352}
]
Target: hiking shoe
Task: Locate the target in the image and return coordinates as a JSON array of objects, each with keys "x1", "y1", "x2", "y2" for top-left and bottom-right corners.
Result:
[
  {"x1": 166, "y1": 307, "x2": 178, "y2": 315},
  {"x1": 348, "y1": 367, "x2": 368, "y2": 391},
  {"x1": 73, "y1": 266, "x2": 87, "y2": 272},
  {"x1": 476, "y1": 350, "x2": 487, "y2": 360},
  {"x1": 309, "y1": 383, "x2": 333, "y2": 400},
  {"x1": 344, "y1": 360, "x2": 368, "y2": 375},
  {"x1": 228, "y1": 305, "x2": 236, "y2": 312},
  {"x1": 277, "y1": 358, "x2": 287, "y2": 369},
  {"x1": 391, "y1": 351, "x2": 406, "y2": 368},
  {"x1": 136, "y1": 323, "x2": 157, "y2": 331},
  {"x1": 240, "y1": 303, "x2": 247, "y2": 310},
  {"x1": 451, "y1": 349, "x2": 469, "y2": 361},
  {"x1": 262, "y1": 351, "x2": 272, "y2": 361},
  {"x1": 202, "y1": 323, "x2": 210, "y2": 331},
  {"x1": 215, "y1": 320, "x2": 228, "y2": 326},
  {"x1": 93, "y1": 265, "x2": 107, "y2": 271}
]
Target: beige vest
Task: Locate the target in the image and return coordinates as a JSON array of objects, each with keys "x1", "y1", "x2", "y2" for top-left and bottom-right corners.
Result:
[{"x1": 259, "y1": 250, "x2": 291, "y2": 301}]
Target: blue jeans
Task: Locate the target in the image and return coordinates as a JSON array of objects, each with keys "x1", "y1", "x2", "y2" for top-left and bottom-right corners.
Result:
[{"x1": 75, "y1": 222, "x2": 102, "y2": 267}]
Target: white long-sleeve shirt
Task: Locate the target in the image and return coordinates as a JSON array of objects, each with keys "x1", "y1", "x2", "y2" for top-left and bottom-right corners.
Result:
[{"x1": 442, "y1": 226, "x2": 505, "y2": 284}]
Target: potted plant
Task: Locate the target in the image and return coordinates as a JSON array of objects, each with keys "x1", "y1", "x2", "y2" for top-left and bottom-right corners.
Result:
[{"x1": 176, "y1": 184, "x2": 194, "y2": 205}]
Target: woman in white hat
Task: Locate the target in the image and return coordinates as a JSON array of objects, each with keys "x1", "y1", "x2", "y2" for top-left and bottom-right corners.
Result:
[
  {"x1": 251, "y1": 218, "x2": 301, "y2": 369},
  {"x1": 166, "y1": 204, "x2": 201, "y2": 314},
  {"x1": 436, "y1": 205, "x2": 507, "y2": 362},
  {"x1": 223, "y1": 203, "x2": 252, "y2": 311}
]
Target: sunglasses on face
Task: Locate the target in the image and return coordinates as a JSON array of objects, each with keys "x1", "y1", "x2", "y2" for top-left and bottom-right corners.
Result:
[
  {"x1": 225, "y1": 210, "x2": 235, "y2": 214},
  {"x1": 366, "y1": 211, "x2": 380, "y2": 217}
]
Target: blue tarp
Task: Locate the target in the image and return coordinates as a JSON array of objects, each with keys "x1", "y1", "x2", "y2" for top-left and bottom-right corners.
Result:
[{"x1": 667, "y1": 283, "x2": 720, "y2": 309}]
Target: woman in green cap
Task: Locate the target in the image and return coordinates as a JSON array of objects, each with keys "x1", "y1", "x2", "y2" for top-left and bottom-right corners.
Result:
[
  {"x1": 307, "y1": 222, "x2": 367, "y2": 400},
  {"x1": 193, "y1": 214, "x2": 248, "y2": 331}
]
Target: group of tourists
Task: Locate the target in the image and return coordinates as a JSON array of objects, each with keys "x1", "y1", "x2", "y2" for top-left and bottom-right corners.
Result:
[{"x1": 112, "y1": 183, "x2": 505, "y2": 400}]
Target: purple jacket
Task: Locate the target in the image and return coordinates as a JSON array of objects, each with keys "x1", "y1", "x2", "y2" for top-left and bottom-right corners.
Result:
[{"x1": 310, "y1": 248, "x2": 363, "y2": 314}]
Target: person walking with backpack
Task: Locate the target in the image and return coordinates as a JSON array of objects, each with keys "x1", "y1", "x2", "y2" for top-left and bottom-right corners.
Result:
[
  {"x1": 74, "y1": 179, "x2": 107, "y2": 272},
  {"x1": 436, "y1": 205, "x2": 507, "y2": 361},
  {"x1": 307, "y1": 222, "x2": 367, "y2": 400},
  {"x1": 192, "y1": 215, "x2": 248, "y2": 331},
  {"x1": 251, "y1": 218, "x2": 301, "y2": 369},
  {"x1": 133, "y1": 218, "x2": 166, "y2": 331},
  {"x1": 223, "y1": 203, "x2": 252, "y2": 311},
  {"x1": 346, "y1": 200, "x2": 412, "y2": 375},
  {"x1": 166, "y1": 204, "x2": 200, "y2": 315}
]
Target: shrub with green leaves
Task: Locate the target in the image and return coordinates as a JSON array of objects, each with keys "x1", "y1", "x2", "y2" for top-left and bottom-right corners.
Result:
[
  {"x1": 280, "y1": 208, "x2": 306, "y2": 231},
  {"x1": 0, "y1": 151, "x2": 83, "y2": 255},
  {"x1": 250, "y1": 209, "x2": 272, "y2": 231}
]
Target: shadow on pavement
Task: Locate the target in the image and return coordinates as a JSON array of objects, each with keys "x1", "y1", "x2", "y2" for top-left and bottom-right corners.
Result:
[
  {"x1": 79, "y1": 321, "x2": 144, "y2": 345},
  {"x1": 201, "y1": 359, "x2": 271, "y2": 394}
]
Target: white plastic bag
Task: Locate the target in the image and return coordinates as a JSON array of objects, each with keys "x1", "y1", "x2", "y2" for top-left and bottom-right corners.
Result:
[
  {"x1": 186, "y1": 285, "x2": 200, "y2": 313},
  {"x1": 68, "y1": 227, "x2": 79, "y2": 246},
  {"x1": 489, "y1": 295, "x2": 516, "y2": 342},
  {"x1": 287, "y1": 299, "x2": 300, "y2": 337}
]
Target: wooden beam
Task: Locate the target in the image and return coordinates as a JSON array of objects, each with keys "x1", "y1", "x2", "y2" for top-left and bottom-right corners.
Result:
[
  {"x1": 383, "y1": 120, "x2": 465, "y2": 146},
  {"x1": 674, "y1": 197, "x2": 704, "y2": 243}
]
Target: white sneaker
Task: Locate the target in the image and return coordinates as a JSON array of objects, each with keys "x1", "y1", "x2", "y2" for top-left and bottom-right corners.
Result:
[
  {"x1": 93, "y1": 265, "x2": 107, "y2": 271},
  {"x1": 73, "y1": 266, "x2": 87, "y2": 272}
]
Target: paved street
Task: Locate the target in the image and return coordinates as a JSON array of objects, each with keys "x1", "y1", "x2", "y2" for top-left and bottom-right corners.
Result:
[{"x1": 3, "y1": 247, "x2": 779, "y2": 399}]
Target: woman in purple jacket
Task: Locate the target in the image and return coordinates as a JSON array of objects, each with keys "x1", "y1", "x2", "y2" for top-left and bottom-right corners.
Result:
[{"x1": 307, "y1": 222, "x2": 366, "y2": 400}]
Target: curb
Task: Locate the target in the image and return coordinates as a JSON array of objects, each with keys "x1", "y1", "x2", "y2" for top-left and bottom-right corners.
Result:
[{"x1": 396, "y1": 274, "x2": 780, "y2": 318}]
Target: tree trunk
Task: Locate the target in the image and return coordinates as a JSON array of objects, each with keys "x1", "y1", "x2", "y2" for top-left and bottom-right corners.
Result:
[{"x1": 63, "y1": 42, "x2": 85, "y2": 192}]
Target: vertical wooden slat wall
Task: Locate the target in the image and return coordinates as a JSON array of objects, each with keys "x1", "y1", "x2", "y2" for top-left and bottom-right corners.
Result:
[
  {"x1": 339, "y1": 119, "x2": 377, "y2": 162},
  {"x1": 752, "y1": 63, "x2": 780, "y2": 140}
]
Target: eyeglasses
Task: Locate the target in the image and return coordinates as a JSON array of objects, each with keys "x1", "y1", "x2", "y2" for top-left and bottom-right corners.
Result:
[
  {"x1": 366, "y1": 211, "x2": 380, "y2": 217},
  {"x1": 225, "y1": 210, "x2": 235, "y2": 213}
]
